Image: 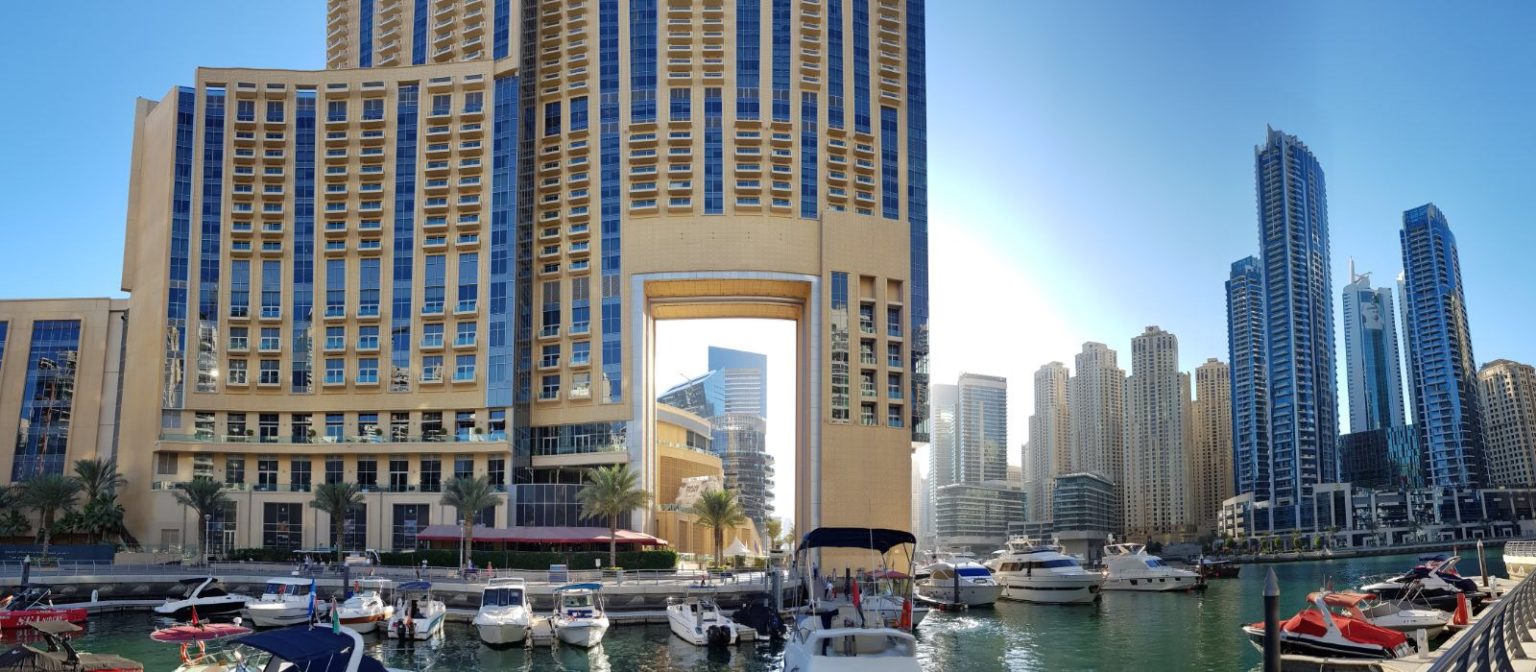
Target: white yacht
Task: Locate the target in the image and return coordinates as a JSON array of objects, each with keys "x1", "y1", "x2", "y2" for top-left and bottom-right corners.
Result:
[
  {"x1": 551, "y1": 583, "x2": 610, "y2": 648},
  {"x1": 1101, "y1": 543, "x2": 1203, "y2": 592},
  {"x1": 155, "y1": 577, "x2": 250, "y2": 620},
  {"x1": 243, "y1": 578, "x2": 326, "y2": 627},
  {"x1": 992, "y1": 537, "x2": 1104, "y2": 604},
  {"x1": 783, "y1": 528, "x2": 922, "y2": 672},
  {"x1": 665, "y1": 589, "x2": 737, "y2": 647},
  {"x1": 473, "y1": 578, "x2": 533, "y2": 647},
  {"x1": 384, "y1": 581, "x2": 445, "y2": 641},
  {"x1": 916, "y1": 561, "x2": 1001, "y2": 607},
  {"x1": 335, "y1": 578, "x2": 393, "y2": 634}
]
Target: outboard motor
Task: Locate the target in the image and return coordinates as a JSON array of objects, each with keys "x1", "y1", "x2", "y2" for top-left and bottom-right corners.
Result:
[
  {"x1": 706, "y1": 624, "x2": 733, "y2": 647},
  {"x1": 731, "y1": 594, "x2": 788, "y2": 640}
]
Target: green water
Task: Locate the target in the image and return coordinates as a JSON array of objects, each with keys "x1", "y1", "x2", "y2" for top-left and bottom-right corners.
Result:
[{"x1": 14, "y1": 550, "x2": 1502, "y2": 671}]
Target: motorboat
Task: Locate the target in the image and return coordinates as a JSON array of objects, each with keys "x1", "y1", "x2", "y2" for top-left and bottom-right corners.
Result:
[
  {"x1": 730, "y1": 593, "x2": 787, "y2": 641},
  {"x1": 1101, "y1": 543, "x2": 1203, "y2": 592},
  {"x1": 854, "y1": 570, "x2": 928, "y2": 628},
  {"x1": 783, "y1": 527, "x2": 922, "y2": 672},
  {"x1": 551, "y1": 583, "x2": 610, "y2": 648},
  {"x1": 1242, "y1": 592, "x2": 1413, "y2": 659},
  {"x1": 991, "y1": 537, "x2": 1104, "y2": 604},
  {"x1": 473, "y1": 578, "x2": 532, "y2": 647},
  {"x1": 173, "y1": 622, "x2": 410, "y2": 672},
  {"x1": 384, "y1": 581, "x2": 445, "y2": 641},
  {"x1": 915, "y1": 560, "x2": 1002, "y2": 607},
  {"x1": 1359, "y1": 554, "x2": 1486, "y2": 611},
  {"x1": 243, "y1": 578, "x2": 325, "y2": 628},
  {"x1": 1310, "y1": 591, "x2": 1451, "y2": 638},
  {"x1": 0, "y1": 586, "x2": 87, "y2": 630},
  {"x1": 335, "y1": 578, "x2": 393, "y2": 634},
  {"x1": 666, "y1": 589, "x2": 737, "y2": 647},
  {"x1": 155, "y1": 577, "x2": 250, "y2": 620},
  {"x1": 1197, "y1": 558, "x2": 1242, "y2": 579},
  {"x1": 151, "y1": 609, "x2": 252, "y2": 643},
  {"x1": 0, "y1": 622, "x2": 141, "y2": 672}
]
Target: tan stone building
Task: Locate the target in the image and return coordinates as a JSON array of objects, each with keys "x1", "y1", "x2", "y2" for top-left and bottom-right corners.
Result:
[
  {"x1": 1125, "y1": 326, "x2": 1191, "y2": 542},
  {"x1": 1190, "y1": 358, "x2": 1232, "y2": 535},
  {"x1": 1478, "y1": 360, "x2": 1536, "y2": 487},
  {"x1": 652, "y1": 404, "x2": 764, "y2": 558}
]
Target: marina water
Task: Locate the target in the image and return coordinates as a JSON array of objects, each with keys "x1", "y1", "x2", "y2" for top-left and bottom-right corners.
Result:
[{"x1": 22, "y1": 551, "x2": 1502, "y2": 671}]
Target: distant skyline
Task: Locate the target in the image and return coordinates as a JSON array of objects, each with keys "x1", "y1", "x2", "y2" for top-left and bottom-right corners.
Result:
[{"x1": 4, "y1": 2, "x2": 1536, "y2": 471}]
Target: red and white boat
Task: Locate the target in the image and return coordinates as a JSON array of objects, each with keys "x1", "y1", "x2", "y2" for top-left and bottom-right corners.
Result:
[
  {"x1": 0, "y1": 586, "x2": 87, "y2": 630},
  {"x1": 1242, "y1": 593, "x2": 1414, "y2": 659},
  {"x1": 150, "y1": 609, "x2": 252, "y2": 643}
]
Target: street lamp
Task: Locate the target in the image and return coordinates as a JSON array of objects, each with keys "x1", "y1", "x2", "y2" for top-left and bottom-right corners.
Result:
[
  {"x1": 457, "y1": 519, "x2": 466, "y2": 575},
  {"x1": 204, "y1": 514, "x2": 213, "y2": 567}
]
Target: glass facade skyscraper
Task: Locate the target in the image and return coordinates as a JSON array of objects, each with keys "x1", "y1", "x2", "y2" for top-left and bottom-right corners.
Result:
[
  {"x1": 1226, "y1": 256, "x2": 1269, "y2": 512},
  {"x1": 1342, "y1": 265, "x2": 1406, "y2": 432},
  {"x1": 1401, "y1": 203, "x2": 1485, "y2": 487}
]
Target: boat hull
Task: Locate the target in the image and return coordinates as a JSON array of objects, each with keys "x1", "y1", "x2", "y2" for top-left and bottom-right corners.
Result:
[
  {"x1": 0, "y1": 608, "x2": 89, "y2": 629},
  {"x1": 384, "y1": 612, "x2": 445, "y2": 641},
  {"x1": 1103, "y1": 574, "x2": 1202, "y2": 592},
  {"x1": 916, "y1": 583, "x2": 1001, "y2": 607},
  {"x1": 553, "y1": 617, "x2": 609, "y2": 648},
  {"x1": 474, "y1": 619, "x2": 531, "y2": 647},
  {"x1": 339, "y1": 611, "x2": 390, "y2": 634},
  {"x1": 997, "y1": 575, "x2": 1103, "y2": 604},
  {"x1": 154, "y1": 599, "x2": 249, "y2": 619},
  {"x1": 243, "y1": 604, "x2": 323, "y2": 628},
  {"x1": 667, "y1": 609, "x2": 737, "y2": 646},
  {"x1": 1242, "y1": 625, "x2": 1410, "y2": 659}
]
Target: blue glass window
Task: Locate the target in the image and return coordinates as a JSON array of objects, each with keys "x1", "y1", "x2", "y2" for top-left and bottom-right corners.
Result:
[
  {"x1": 230, "y1": 261, "x2": 251, "y2": 317},
  {"x1": 292, "y1": 90, "x2": 316, "y2": 393},
  {"x1": 907, "y1": 0, "x2": 929, "y2": 440},
  {"x1": 704, "y1": 88, "x2": 723, "y2": 214},
  {"x1": 432, "y1": 94, "x2": 452, "y2": 117},
  {"x1": 599, "y1": 0, "x2": 623, "y2": 404},
  {"x1": 493, "y1": 0, "x2": 511, "y2": 59},
  {"x1": 326, "y1": 259, "x2": 346, "y2": 316},
  {"x1": 488, "y1": 74, "x2": 519, "y2": 407},
  {"x1": 771, "y1": 0, "x2": 791, "y2": 121},
  {"x1": 457, "y1": 252, "x2": 479, "y2": 312},
  {"x1": 801, "y1": 92, "x2": 818, "y2": 219},
  {"x1": 327, "y1": 101, "x2": 347, "y2": 122},
  {"x1": 629, "y1": 0, "x2": 657, "y2": 122},
  {"x1": 266, "y1": 101, "x2": 285, "y2": 123},
  {"x1": 411, "y1": 0, "x2": 428, "y2": 65},
  {"x1": 881, "y1": 106, "x2": 899, "y2": 219},
  {"x1": 669, "y1": 88, "x2": 691, "y2": 121},
  {"x1": 570, "y1": 96, "x2": 589, "y2": 132},
  {"x1": 360, "y1": 0, "x2": 375, "y2": 67},
  {"x1": 828, "y1": 0, "x2": 845, "y2": 129},
  {"x1": 12, "y1": 320, "x2": 82, "y2": 479},
  {"x1": 260, "y1": 260, "x2": 282, "y2": 318},
  {"x1": 236, "y1": 100, "x2": 255, "y2": 122},
  {"x1": 363, "y1": 98, "x2": 385, "y2": 121},
  {"x1": 424, "y1": 255, "x2": 446, "y2": 314},
  {"x1": 359, "y1": 258, "x2": 381, "y2": 316},
  {"x1": 544, "y1": 101, "x2": 561, "y2": 136},
  {"x1": 195, "y1": 88, "x2": 226, "y2": 393},
  {"x1": 392, "y1": 84, "x2": 419, "y2": 387},
  {"x1": 853, "y1": 0, "x2": 871, "y2": 133},
  {"x1": 165, "y1": 88, "x2": 195, "y2": 407},
  {"x1": 736, "y1": 0, "x2": 760, "y2": 119}
]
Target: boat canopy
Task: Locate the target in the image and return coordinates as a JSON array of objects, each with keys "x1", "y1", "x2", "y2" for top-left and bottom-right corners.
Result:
[
  {"x1": 234, "y1": 628, "x2": 386, "y2": 672},
  {"x1": 799, "y1": 527, "x2": 916, "y2": 553},
  {"x1": 553, "y1": 582, "x2": 603, "y2": 593},
  {"x1": 396, "y1": 581, "x2": 432, "y2": 593}
]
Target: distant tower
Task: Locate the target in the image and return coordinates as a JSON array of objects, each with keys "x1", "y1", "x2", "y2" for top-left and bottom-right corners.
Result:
[
  {"x1": 1342, "y1": 260, "x2": 1406, "y2": 432},
  {"x1": 1069, "y1": 343, "x2": 1125, "y2": 534},
  {"x1": 1478, "y1": 360, "x2": 1536, "y2": 487},
  {"x1": 1126, "y1": 327, "x2": 1190, "y2": 540},
  {"x1": 1028, "y1": 363, "x2": 1069, "y2": 520},
  {"x1": 1191, "y1": 359, "x2": 1233, "y2": 534},
  {"x1": 1226, "y1": 256, "x2": 1270, "y2": 524}
]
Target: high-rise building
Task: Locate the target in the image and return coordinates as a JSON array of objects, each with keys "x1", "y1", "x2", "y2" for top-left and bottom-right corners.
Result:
[
  {"x1": 957, "y1": 373, "x2": 1008, "y2": 485},
  {"x1": 934, "y1": 481, "x2": 1027, "y2": 551},
  {"x1": 1338, "y1": 426, "x2": 1422, "y2": 490},
  {"x1": 1342, "y1": 262, "x2": 1406, "y2": 432},
  {"x1": 1068, "y1": 343, "x2": 1124, "y2": 533},
  {"x1": 927, "y1": 383, "x2": 958, "y2": 499},
  {"x1": 98, "y1": 0, "x2": 928, "y2": 548},
  {"x1": 1401, "y1": 203, "x2": 1485, "y2": 487},
  {"x1": 1125, "y1": 326, "x2": 1189, "y2": 541},
  {"x1": 707, "y1": 346, "x2": 767, "y2": 417},
  {"x1": 1239, "y1": 127, "x2": 1338, "y2": 532},
  {"x1": 1478, "y1": 360, "x2": 1536, "y2": 487},
  {"x1": 1051, "y1": 472, "x2": 1115, "y2": 564},
  {"x1": 1190, "y1": 358, "x2": 1232, "y2": 534},
  {"x1": 657, "y1": 346, "x2": 774, "y2": 531},
  {"x1": 1226, "y1": 256, "x2": 1270, "y2": 520},
  {"x1": 1027, "y1": 363, "x2": 1068, "y2": 521}
]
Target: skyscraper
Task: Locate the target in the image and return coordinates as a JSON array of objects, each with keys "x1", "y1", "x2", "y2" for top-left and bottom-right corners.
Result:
[
  {"x1": 1126, "y1": 326, "x2": 1189, "y2": 541},
  {"x1": 707, "y1": 346, "x2": 767, "y2": 417},
  {"x1": 1401, "y1": 204, "x2": 1485, "y2": 487},
  {"x1": 1068, "y1": 343, "x2": 1124, "y2": 533},
  {"x1": 1249, "y1": 127, "x2": 1338, "y2": 531},
  {"x1": 1226, "y1": 256, "x2": 1270, "y2": 517},
  {"x1": 1478, "y1": 360, "x2": 1536, "y2": 487},
  {"x1": 1027, "y1": 363, "x2": 1068, "y2": 521},
  {"x1": 1342, "y1": 262, "x2": 1406, "y2": 432},
  {"x1": 957, "y1": 373, "x2": 1008, "y2": 485},
  {"x1": 935, "y1": 374, "x2": 1009, "y2": 549},
  {"x1": 1191, "y1": 358, "x2": 1232, "y2": 534},
  {"x1": 928, "y1": 383, "x2": 959, "y2": 492},
  {"x1": 657, "y1": 346, "x2": 774, "y2": 531}
]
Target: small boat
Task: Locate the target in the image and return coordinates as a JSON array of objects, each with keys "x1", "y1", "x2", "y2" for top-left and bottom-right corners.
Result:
[
  {"x1": 155, "y1": 578, "x2": 249, "y2": 620},
  {"x1": 0, "y1": 586, "x2": 87, "y2": 630},
  {"x1": 1101, "y1": 543, "x2": 1203, "y2": 592},
  {"x1": 0, "y1": 622, "x2": 141, "y2": 672},
  {"x1": 1242, "y1": 593, "x2": 1413, "y2": 659},
  {"x1": 916, "y1": 560, "x2": 1002, "y2": 607},
  {"x1": 473, "y1": 578, "x2": 531, "y2": 647},
  {"x1": 243, "y1": 578, "x2": 326, "y2": 628},
  {"x1": 1310, "y1": 591, "x2": 1451, "y2": 638},
  {"x1": 991, "y1": 537, "x2": 1105, "y2": 604},
  {"x1": 175, "y1": 622, "x2": 410, "y2": 672},
  {"x1": 335, "y1": 578, "x2": 393, "y2": 634},
  {"x1": 730, "y1": 593, "x2": 787, "y2": 641},
  {"x1": 784, "y1": 527, "x2": 922, "y2": 672},
  {"x1": 551, "y1": 583, "x2": 610, "y2": 648},
  {"x1": 1198, "y1": 558, "x2": 1242, "y2": 579},
  {"x1": 853, "y1": 570, "x2": 928, "y2": 628},
  {"x1": 1359, "y1": 554, "x2": 1486, "y2": 612},
  {"x1": 666, "y1": 589, "x2": 737, "y2": 647},
  {"x1": 384, "y1": 581, "x2": 445, "y2": 641},
  {"x1": 150, "y1": 611, "x2": 252, "y2": 643}
]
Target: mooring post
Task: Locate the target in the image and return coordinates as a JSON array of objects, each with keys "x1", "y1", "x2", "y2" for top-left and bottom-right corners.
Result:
[
  {"x1": 1264, "y1": 568, "x2": 1280, "y2": 672},
  {"x1": 771, "y1": 567, "x2": 783, "y2": 614},
  {"x1": 21, "y1": 556, "x2": 30, "y2": 586},
  {"x1": 343, "y1": 563, "x2": 353, "y2": 600},
  {"x1": 1477, "y1": 538, "x2": 1488, "y2": 590}
]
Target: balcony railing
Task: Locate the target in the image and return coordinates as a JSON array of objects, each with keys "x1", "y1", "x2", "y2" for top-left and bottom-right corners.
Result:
[{"x1": 162, "y1": 431, "x2": 509, "y2": 445}]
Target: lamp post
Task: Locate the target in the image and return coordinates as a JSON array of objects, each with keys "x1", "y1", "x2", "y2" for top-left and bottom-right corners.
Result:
[
  {"x1": 204, "y1": 514, "x2": 213, "y2": 567},
  {"x1": 457, "y1": 519, "x2": 466, "y2": 575}
]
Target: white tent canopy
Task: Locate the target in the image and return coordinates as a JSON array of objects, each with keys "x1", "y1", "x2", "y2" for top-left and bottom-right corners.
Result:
[{"x1": 723, "y1": 538, "x2": 753, "y2": 557}]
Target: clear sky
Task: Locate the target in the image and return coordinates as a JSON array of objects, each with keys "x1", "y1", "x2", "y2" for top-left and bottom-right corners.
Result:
[{"x1": 4, "y1": 3, "x2": 1536, "y2": 519}]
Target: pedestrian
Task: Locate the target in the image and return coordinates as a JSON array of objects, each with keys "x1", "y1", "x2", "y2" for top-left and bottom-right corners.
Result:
[{"x1": 824, "y1": 576, "x2": 834, "y2": 600}]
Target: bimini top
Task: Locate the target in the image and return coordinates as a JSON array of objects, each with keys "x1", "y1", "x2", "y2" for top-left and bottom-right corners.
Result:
[
  {"x1": 799, "y1": 528, "x2": 916, "y2": 553},
  {"x1": 553, "y1": 583, "x2": 602, "y2": 593},
  {"x1": 234, "y1": 627, "x2": 384, "y2": 672},
  {"x1": 395, "y1": 581, "x2": 432, "y2": 592}
]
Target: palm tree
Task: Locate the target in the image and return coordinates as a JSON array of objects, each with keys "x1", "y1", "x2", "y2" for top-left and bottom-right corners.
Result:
[
  {"x1": 575, "y1": 465, "x2": 651, "y2": 569},
  {"x1": 440, "y1": 476, "x2": 503, "y2": 568},
  {"x1": 0, "y1": 486, "x2": 31, "y2": 540},
  {"x1": 765, "y1": 517, "x2": 783, "y2": 550},
  {"x1": 691, "y1": 488, "x2": 747, "y2": 569},
  {"x1": 174, "y1": 477, "x2": 233, "y2": 560},
  {"x1": 21, "y1": 474, "x2": 82, "y2": 558},
  {"x1": 72, "y1": 458, "x2": 127, "y2": 502},
  {"x1": 310, "y1": 482, "x2": 365, "y2": 563}
]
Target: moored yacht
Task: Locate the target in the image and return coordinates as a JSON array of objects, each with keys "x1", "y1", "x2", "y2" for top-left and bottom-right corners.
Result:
[
  {"x1": 551, "y1": 583, "x2": 610, "y2": 648},
  {"x1": 384, "y1": 582, "x2": 445, "y2": 641},
  {"x1": 915, "y1": 561, "x2": 1001, "y2": 607},
  {"x1": 473, "y1": 578, "x2": 532, "y2": 647},
  {"x1": 335, "y1": 578, "x2": 393, "y2": 634},
  {"x1": 155, "y1": 578, "x2": 250, "y2": 620},
  {"x1": 1101, "y1": 544, "x2": 1202, "y2": 592},
  {"x1": 665, "y1": 589, "x2": 737, "y2": 647},
  {"x1": 783, "y1": 527, "x2": 922, "y2": 672},
  {"x1": 1242, "y1": 593, "x2": 1414, "y2": 659},
  {"x1": 243, "y1": 578, "x2": 325, "y2": 628},
  {"x1": 992, "y1": 537, "x2": 1104, "y2": 604},
  {"x1": 1359, "y1": 554, "x2": 1486, "y2": 612}
]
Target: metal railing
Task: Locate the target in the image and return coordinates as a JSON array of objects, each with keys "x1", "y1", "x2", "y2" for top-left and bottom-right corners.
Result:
[{"x1": 1427, "y1": 558, "x2": 1536, "y2": 671}]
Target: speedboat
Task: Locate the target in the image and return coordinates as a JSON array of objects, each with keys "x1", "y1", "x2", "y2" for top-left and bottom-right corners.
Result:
[
  {"x1": 551, "y1": 583, "x2": 610, "y2": 648},
  {"x1": 173, "y1": 622, "x2": 410, "y2": 672},
  {"x1": 155, "y1": 577, "x2": 249, "y2": 620},
  {"x1": 384, "y1": 581, "x2": 445, "y2": 641},
  {"x1": 1101, "y1": 543, "x2": 1203, "y2": 592},
  {"x1": 916, "y1": 560, "x2": 1002, "y2": 607},
  {"x1": 243, "y1": 578, "x2": 325, "y2": 628},
  {"x1": 0, "y1": 586, "x2": 87, "y2": 629},
  {"x1": 666, "y1": 589, "x2": 737, "y2": 647},
  {"x1": 1313, "y1": 591, "x2": 1451, "y2": 638},
  {"x1": 0, "y1": 622, "x2": 141, "y2": 672},
  {"x1": 1359, "y1": 554, "x2": 1486, "y2": 612},
  {"x1": 730, "y1": 593, "x2": 787, "y2": 641},
  {"x1": 783, "y1": 527, "x2": 922, "y2": 672},
  {"x1": 854, "y1": 570, "x2": 928, "y2": 628},
  {"x1": 473, "y1": 578, "x2": 532, "y2": 647},
  {"x1": 991, "y1": 537, "x2": 1104, "y2": 604},
  {"x1": 1242, "y1": 592, "x2": 1414, "y2": 659},
  {"x1": 335, "y1": 578, "x2": 393, "y2": 634}
]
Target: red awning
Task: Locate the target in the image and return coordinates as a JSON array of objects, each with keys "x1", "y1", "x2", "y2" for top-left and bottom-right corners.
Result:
[{"x1": 416, "y1": 524, "x2": 669, "y2": 546}]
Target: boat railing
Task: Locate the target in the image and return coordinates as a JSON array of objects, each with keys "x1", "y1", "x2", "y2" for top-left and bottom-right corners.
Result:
[{"x1": 1424, "y1": 566, "x2": 1536, "y2": 671}]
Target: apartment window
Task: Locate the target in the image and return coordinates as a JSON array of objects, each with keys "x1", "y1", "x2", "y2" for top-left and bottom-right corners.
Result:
[
  {"x1": 570, "y1": 96, "x2": 589, "y2": 131},
  {"x1": 888, "y1": 343, "x2": 902, "y2": 368},
  {"x1": 540, "y1": 374, "x2": 560, "y2": 400},
  {"x1": 391, "y1": 412, "x2": 410, "y2": 442},
  {"x1": 325, "y1": 258, "x2": 345, "y2": 316},
  {"x1": 861, "y1": 370, "x2": 876, "y2": 398},
  {"x1": 236, "y1": 100, "x2": 255, "y2": 122},
  {"x1": 260, "y1": 260, "x2": 282, "y2": 318},
  {"x1": 362, "y1": 98, "x2": 384, "y2": 120},
  {"x1": 543, "y1": 101, "x2": 561, "y2": 136},
  {"x1": 230, "y1": 260, "x2": 250, "y2": 317},
  {"x1": 256, "y1": 457, "x2": 278, "y2": 491},
  {"x1": 359, "y1": 258, "x2": 381, "y2": 316},
  {"x1": 357, "y1": 413, "x2": 379, "y2": 439},
  {"x1": 420, "y1": 457, "x2": 442, "y2": 492},
  {"x1": 258, "y1": 414, "x2": 279, "y2": 442},
  {"x1": 431, "y1": 94, "x2": 451, "y2": 117},
  {"x1": 228, "y1": 327, "x2": 249, "y2": 351},
  {"x1": 455, "y1": 321, "x2": 477, "y2": 347},
  {"x1": 887, "y1": 405, "x2": 904, "y2": 428},
  {"x1": 357, "y1": 458, "x2": 378, "y2": 490},
  {"x1": 228, "y1": 414, "x2": 248, "y2": 438},
  {"x1": 259, "y1": 360, "x2": 280, "y2": 386},
  {"x1": 225, "y1": 456, "x2": 245, "y2": 485},
  {"x1": 669, "y1": 88, "x2": 691, "y2": 121},
  {"x1": 453, "y1": 412, "x2": 474, "y2": 438},
  {"x1": 326, "y1": 100, "x2": 346, "y2": 122},
  {"x1": 571, "y1": 341, "x2": 590, "y2": 366},
  {"x1": 423, "y1": 255, "x2": 446, "y2": 314},
  {"x1": 325, "y1": 457, "x2": 343, "y2": 485},
  {"x1": 357, "y1": 358, "x2": 379, "y2": 384},
  {"x1": 454, "y1": 456, "x2": 474, "y2": 480},
  {"x1": 324, "y1": 358, "x2": 345, "y2": 385},
  {"x1": 861, "y1": 402, "x2": 877, "y2": 426},
  {"x1": 325, "y1": 326, "x2": 344, "y2": 351},
  {"x1": 571, "y1": 372, "x2": 592, "y2": 399},
  {"x1": 456, "y1": 252, "x2": 478, "y2": 312},
  {"x1": 704, "y1": 87, "x2": 723, "y2": 213},
  {"x1": 887, "y1": 305, "x2": 902, "y2": 337},
  {"x1": 259, "y1": 327, "x2": 281, "y2": 352},
  {"x1": 292, "y1": 414, "x2": 312, "y2": 443},
  {"x1": 421, "y1": 412, "x2": 444, "y2": 439},
  {"x1": 422, "y1": 355, "x2": 444, "y2": 381},
  {"x1": 887, "y1": 373, "x2": 904, "y2": 400},
  {"x1": 859, "y1": 304, "x2": 875, "y2": 333},
  {"x1": 541, "y1": 344, "x2": 560, "y2": 368},
  {"x1": 358, "y1": 325, "x2": 380, "y2": 351},
  {"x1": 454, "y1": 355, "x2": 476, "y2": 381},
  {"x1": 156, "y1": 453, "x2": 179, "y2": 476},
  {"x1": 463, "y1": 91, "x2": 484, "y2": 113},
  {"x1": 325, "y1": 414, "x2": 345, "y2": 442},
  {"x1": 389, "y1": 459, "x2": 409, "y2": 492},
  {"x1": 422, "y1": 323, "x2": 444, "y2": 348},
  {"x1": 266, "y1": 101, "x2": 284, "y2": 123},
  {"x1": 291, "y1": 458, "x2": 312, "y2": 492},
  {"x1": 226, "y1": 359, "x2": 247, "y2": 386}
]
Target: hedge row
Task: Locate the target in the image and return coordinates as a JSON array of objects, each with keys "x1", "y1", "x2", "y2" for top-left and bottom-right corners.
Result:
[{"x1": 229, "y1": 547, "x2": 679, "y2": 570}]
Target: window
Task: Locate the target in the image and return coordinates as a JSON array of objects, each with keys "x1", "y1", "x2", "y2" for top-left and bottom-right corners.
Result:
[
  {"x1": 260, "y1": 260, "x2": 282, "y2": 318},
  {"x1": 456, "y1": 252, "x2": 479, "y2": 312},
  {"x1": 357, "y1": 458, "x2": 378, "y2": 490},
  {"x1": 704, "y1": 87, "x2": 723, "y2": 213},
  {"x1": 859, "y1": 304, "x2": 875, "y2": 333},
  {"x1": 359, "y1": 258, "x2": 380, "y2": 316},
  {"x1": 571, "y1": 372, "x2": 592, "y2": 399},
  {"x1": 570, "y1": 96, "x2": 589, "y2": 131},
  {"x1": 362, "y1": 98, "x2": 384, "y2": 120},
  {"x1": 456, "y1": 321, "x2": 477, "y2": 347},
  {"x1": 257, "y1": 457, "x2": 278, "y2": 491},
  {"x1": 259, "y1": 327, "x2": 281, "y2": 351},
  {"x1": 225, "y1": 456, "x2": 245, "y2": 485},
  {"x1": 420, "y1": 456, "x2": 442, "y2": 492},
  {"x1": 541, "y1": 374, "x2": 561, "y2": 400},
  {"x1": 228, "y1": 327, "x2": 249, "y2": 351},
  {"x1": 236, "y1": 100, "x2": 255, "y2": 122},
  {"x1": 259, "y1": 360, "x2": 280, "y2": 386},
  {"x1": 326, "y1": 414, "x2": 345, "y2": 442},
  {"x1": 357, "y1": 358, "x2": 379, "y2": 384},
  {"x1": 325, "y1": 326, "x2": 345, "y2": 351},
  {"x1": 887, "y1": 305, "x2": 903, "y2": 337},
  {"x1": 888, "y1": 342, "x2": 903, "y2": 368},
  {"x1": 262, "y1": 502, "x2": 302, "y2": 550},
  {"x1": 156, "y1": 453, "x2": 179, "y2": 475},
  {"x1": 861, "y1": 402, "x2": 877, "y2": 426},
  {"x1": 325, "y1": 258, "x2": 345, "y2": 316},
  {"x1": 422, "y1": 323, "x2": 444, "y2": 348},
  {"x1": 259, "y1": 414, "x2": 279, "y2": 442},
  {"x1": 431, "y1": 94, "x2": 451, "y2": 117},
  {"x1": 230, "y1": 260, "x2": 250, "y2": 317},
  {"x1": 424, "y1": 255, "x2": 446, "y2": 314},
  {"x1": 324, "y1": 358, "x2": 345, "y2": 385},
  {"x1": 291, "y1": 458, "x2": 312, "y2": 492},
  {"x1": 544, "y1": 101, "x2": 561, "y2": 136},
  {"x1": 541, "y1": 344, "x2": 560, "y2": 368},
  {"x1": 463, "y1": 91, "x2": 484, "y2": 113},
  {"x1": 454, "y1": 456, "x2": 475, "y2": 480},
  {"x1": 422, "y1": 355, "x2": 443, "y2": 382},
  {"x1": 266, "y1": 101, "x2": 284, "y2": 123},
  {"x1": 326, "y1": 100, "x2": 346, "y2": 122},
  {"x1": 292, "y1": 414, "x2": 312, "y2": 443},
  {"x1": 358, "y1": 325, "x2": 380, "y2": 350},
  {"x1": 887, "y1": 405, "x2": 904, "y2": 428},
  {"x1": 455, "y1": 355, "x2": 476, "y2": 381},
  {"x1": 389, "y1": 459, "x2": 409, "y2": 492},
  {"x1": 571, "y1": 341, "x2": 591, "y2": 366},
  {"x1": 670, "y1": 88, "x2": 691, "y2": 121},
  {"x1": 228, "y1": 414, "x2": 247, "y2": 438},
  {"x1": 888, "y1": 373, "x2": 904, "y2": 400},
  {"x1": 325, "y1": 457, "x2": 343, "y2": 485}
]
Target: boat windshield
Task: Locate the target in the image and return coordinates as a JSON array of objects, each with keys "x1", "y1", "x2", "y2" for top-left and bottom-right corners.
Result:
[
  {"x1": 562, "y1": 594, "x2": 594, "y2": 609},
  {"x1": 483, "y1": 588, "x2": 523, "y2": 607},
  {"x1": 1146, "y1": 559, "x2": 1168, "y2": 568},
  {"x1": 266, "y1": 582, "x2": 310, "y2": 597},
  {"x1": 956, "y1": 567, "x2": 991, "y2": 577}
]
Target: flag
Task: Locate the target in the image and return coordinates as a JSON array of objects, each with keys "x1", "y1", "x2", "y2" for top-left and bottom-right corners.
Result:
[
  {"x1": 306, "y1": 579, "x2": 317, "y2": 628},
  {"x1": 331, "y1": 598, "x2": 340, "y2": 634},
  {"x1": 190, "y1": 607, "x2": 201, "y2": 627}
]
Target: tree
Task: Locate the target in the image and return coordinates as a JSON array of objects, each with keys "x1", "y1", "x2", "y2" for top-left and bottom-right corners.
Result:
[
  {"x1": 765, "y1": 517, "x2": 783, "y2": 550},
  {"x1": 0, "y1": 486, "x2": 31, "y2": 540},
  {"x1": 310, "y1": 482, "x2": 365, "y2": 563},
  {"x1": 440, "y1": 475, "x2": 503, "y2": 567},
  {"x1": 21, "y1": 474, "x2": 82, "y2": 558},
  {"x1": 72, "y1": 458, "x2": 127, "y2": 502},
  {"x1": 691, "y1": 488, "x2": 747, "y2": 569},
  {"x1": 575, "y1": 465, "x2": 651, "y2": 569},
  {"x1": 174, "y1": 477, "x2": 233, "y2": 560}
]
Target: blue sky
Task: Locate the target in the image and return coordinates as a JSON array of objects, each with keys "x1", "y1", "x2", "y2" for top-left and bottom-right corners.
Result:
[{"x1": 3, "y1": 2, "x2": 1534, "y2": 479}]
